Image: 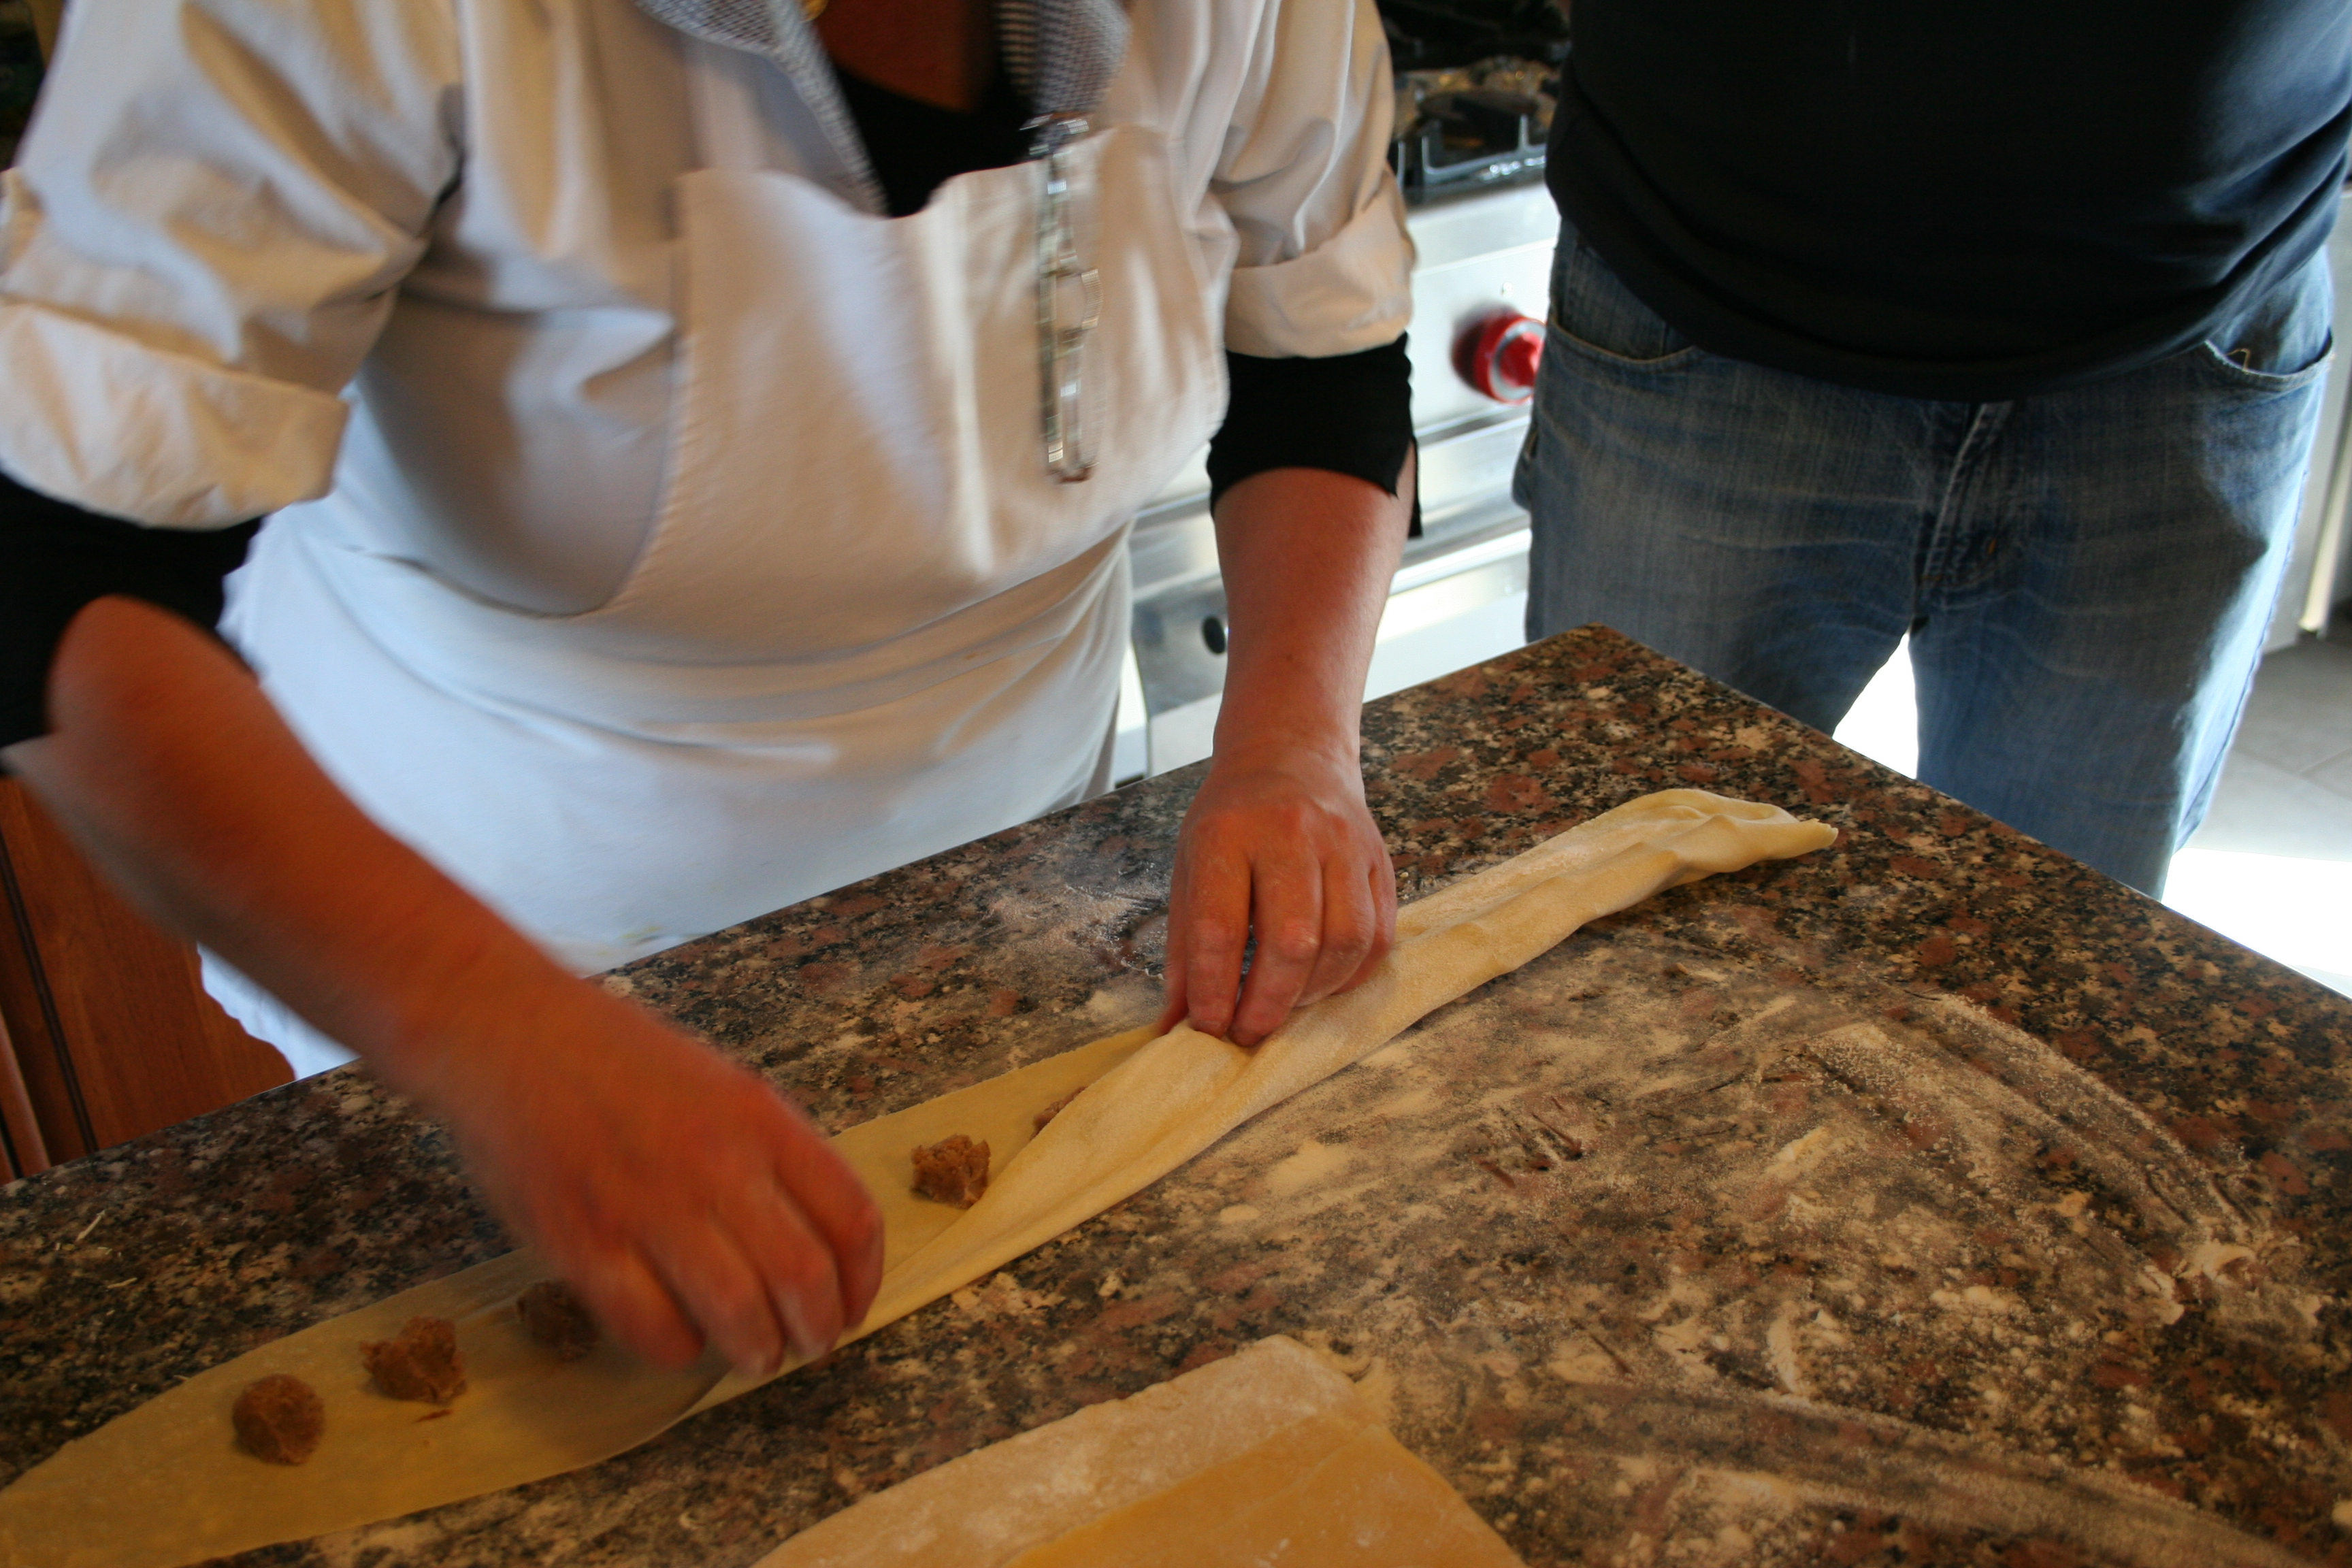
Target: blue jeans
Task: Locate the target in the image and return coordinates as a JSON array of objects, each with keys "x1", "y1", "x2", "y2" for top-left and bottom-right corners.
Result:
[{"x1": 1515, "y1": 223, "x2": 2334, "y2": 895}]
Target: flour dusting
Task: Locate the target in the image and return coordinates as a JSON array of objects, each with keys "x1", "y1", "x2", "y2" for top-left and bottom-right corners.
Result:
[{"x1": 1147, "y1": 924, "x2": 2319, "y2": 1565}]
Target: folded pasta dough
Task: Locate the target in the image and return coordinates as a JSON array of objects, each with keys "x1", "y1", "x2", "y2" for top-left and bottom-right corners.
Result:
[{"x1": 0, "y1": 789, "x2": 1833, "y2": 1568}]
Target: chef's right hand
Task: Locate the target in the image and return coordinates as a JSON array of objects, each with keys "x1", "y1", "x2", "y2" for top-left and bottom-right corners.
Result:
[
  {"x1": 10, "y1": 594, "x2": 882, "y2": 1377},
  {"x1": 428, "y1": 982, "x2": 885, "y2": 1376}
]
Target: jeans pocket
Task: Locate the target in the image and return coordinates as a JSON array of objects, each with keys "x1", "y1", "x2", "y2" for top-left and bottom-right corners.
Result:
[
  {"x1": 1547, "y1": 240, "x2": 1705, "y2": 370},
  {"x1": 2193, "y1": 330, "x2": 2334, "y2": 393},
  {"x1": 2192, "y1": 250, "x2": 2336, "y2": 393}
]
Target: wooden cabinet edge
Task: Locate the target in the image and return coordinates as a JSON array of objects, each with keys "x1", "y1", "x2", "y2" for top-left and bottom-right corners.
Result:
[
  {"x1": 0, "y1": 1004, "x2": 48, "y2": 1179},
  {"x1": 0, "y1": 793, "x2": 84, "y2": 1167},
  {"x1": 28, "y1": 0, "x2": 63, "y2": 62},
  {"x1": 0, "y1": 779, "x2": 289, "y2": 1169}
]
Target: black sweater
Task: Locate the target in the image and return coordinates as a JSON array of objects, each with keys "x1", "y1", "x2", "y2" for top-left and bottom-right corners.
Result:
[{"x1": 1548, "y1": 0, "x2": 2352, "y2": 400}]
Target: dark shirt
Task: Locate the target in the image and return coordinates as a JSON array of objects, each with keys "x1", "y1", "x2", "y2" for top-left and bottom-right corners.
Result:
[
  {"x1": 0, "y1": 502, "x2": 259, "y2": 749},
  {"x1": 1547, "y1": 0, "x2": 2352, "y2": 400},
  {"x1": 835, "y1": 65, "x2": 1036, "y2": 219},
  {"x1": 2, "y1": 69, "x2": 1411, "y2": 751}
]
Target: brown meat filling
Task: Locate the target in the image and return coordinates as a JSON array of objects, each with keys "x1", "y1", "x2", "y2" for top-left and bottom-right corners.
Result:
[
  {"x1": 233, "y1": 1373, "x2": 325, "y2": 1465},
  {"x1": 517, "y1": 1280, "x2": 600, "y2": 1361},
  {"x1": 1032, "y1": 1089, "x2": 1081, "y2": 1132},
  {"x1": 911, "y1": 1134, "x2": 991, "y2": 1207},
  {"x1": 361, "y1": 1315, "x2": 468, "y2": 1404}
]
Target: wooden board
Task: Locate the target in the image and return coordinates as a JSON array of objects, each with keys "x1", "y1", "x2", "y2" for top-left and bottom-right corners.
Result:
[
  {"x1": 0, "y1": 780, "x2": 289, "y2": 1169},
  {"x1": 27, "y1": 0, "x2": 63, "y2": 61}
]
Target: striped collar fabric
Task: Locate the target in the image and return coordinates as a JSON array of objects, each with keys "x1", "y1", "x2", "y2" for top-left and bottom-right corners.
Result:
[
  {"x1": 992, "y1": 0, "x2": 1130, "y2": 127},
  {"x1": 632, "y1": 0, "x2": 1130, "y2": 210}
]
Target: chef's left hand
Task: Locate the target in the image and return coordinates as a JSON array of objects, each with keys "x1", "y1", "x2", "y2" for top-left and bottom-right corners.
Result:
[
  {"x1": 1158, "y1": 736, "x2": 1396, "y2": 1047},
  {"x1": 1154, "y1": 461, "x2": 1414, "y2": 1045}
]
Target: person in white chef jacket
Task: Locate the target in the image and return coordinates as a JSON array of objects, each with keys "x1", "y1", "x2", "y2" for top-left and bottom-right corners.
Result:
[{"x1": 0, "y1": 0, "x2": 1417, "y2": 1376}]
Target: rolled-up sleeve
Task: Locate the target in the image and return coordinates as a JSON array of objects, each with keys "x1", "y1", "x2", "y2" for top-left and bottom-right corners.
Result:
[
  {"x1": 1212, "y1": 0, "x2": 1411, "y2": 359},
  {"x1": 0, "y1": 0, "x2": 462, "y2": 527}
]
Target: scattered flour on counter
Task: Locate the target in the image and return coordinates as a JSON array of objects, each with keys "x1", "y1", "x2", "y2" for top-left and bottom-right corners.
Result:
[
  {"x1": 1171, "y1": 923, "x2": 2316, "y2": 1565},
  {"x1": 1264, "y1": 1140, "x2": 1354, "y2": 1199}
]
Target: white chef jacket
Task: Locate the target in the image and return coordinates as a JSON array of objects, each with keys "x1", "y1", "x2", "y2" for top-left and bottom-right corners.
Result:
[
  {"x1": 0, "y1": 0, "x2": 1412, "y2": 1073},
  {"x1": 0, "y1": 0, "x2": 1409, "y2": 585}
]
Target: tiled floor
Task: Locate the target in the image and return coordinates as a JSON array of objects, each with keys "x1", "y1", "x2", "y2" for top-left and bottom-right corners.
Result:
[
  {"x1": 2185, "y1": 628, "x2": 2352, "y2": 864},
  {"x1": 1833, "y1": 623, "x2": 2352, "y2": 998},
  {"x1": 2172, "y1": 624, "x2": 2352, "y2": 995}
]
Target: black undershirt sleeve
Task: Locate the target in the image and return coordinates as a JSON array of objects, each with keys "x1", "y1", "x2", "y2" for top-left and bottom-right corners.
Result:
[
  {"x1": 1207, "y1": 336, "x2": 1418, "y2": 532},
  {"x1": 1, "y1": 471, "x2": 260, "y2": 753}
]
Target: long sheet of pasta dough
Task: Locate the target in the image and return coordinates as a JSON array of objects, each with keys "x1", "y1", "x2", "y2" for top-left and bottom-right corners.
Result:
[{"x1": 0, "y1": 789, "x2": 1833, "y2": 1568}]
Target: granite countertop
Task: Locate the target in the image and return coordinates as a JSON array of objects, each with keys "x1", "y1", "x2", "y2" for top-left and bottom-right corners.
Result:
[{"x1": 5, "y1": 625, "x2": 2350, "y2": 1567}]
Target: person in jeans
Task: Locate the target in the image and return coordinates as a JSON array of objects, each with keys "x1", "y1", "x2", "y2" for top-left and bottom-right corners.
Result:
[{"x1": 1516, "y1": 3, "x2": 2350, "y2": 895}]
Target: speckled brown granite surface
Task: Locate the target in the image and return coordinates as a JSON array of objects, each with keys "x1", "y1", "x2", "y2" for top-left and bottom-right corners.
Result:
[{"x1": 5, "y1": 626, "x2": 2350, "y2": 1567}]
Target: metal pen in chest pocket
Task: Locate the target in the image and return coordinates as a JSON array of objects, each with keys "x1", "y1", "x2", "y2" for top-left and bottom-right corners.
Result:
[{"x1": 1030, "y1": 110, "x2": 1100, "y2": 483}]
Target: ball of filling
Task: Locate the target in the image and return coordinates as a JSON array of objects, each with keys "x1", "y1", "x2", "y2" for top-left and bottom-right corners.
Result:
[
  {"x1": 233, "y1": 1373, "x2": 325, "y2": 1465},
  {"x1": 517, "y1": 1280, "x2": 600, "y2": 1361},
  {"x1": 361, "y1": 1316, "x2": 468, "y2": 1404},
  {"x1": 912, "y1": 1134, "x2": 992, "y2": 1207}
]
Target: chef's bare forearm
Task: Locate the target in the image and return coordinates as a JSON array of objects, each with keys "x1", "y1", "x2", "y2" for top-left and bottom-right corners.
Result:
[
  {"x1": 1209, "y1": 455, "x2": 1413, "y2": 762},
  {"x1": 0, "y1": 595, "x2": 574, "y2": 1107},
  {"x1": 7, "y1": 595, "x2": 882, "y2": 1372},
  {"x1": 1160, "y1": 461, "x2": 1412, "y2": 1043}
]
